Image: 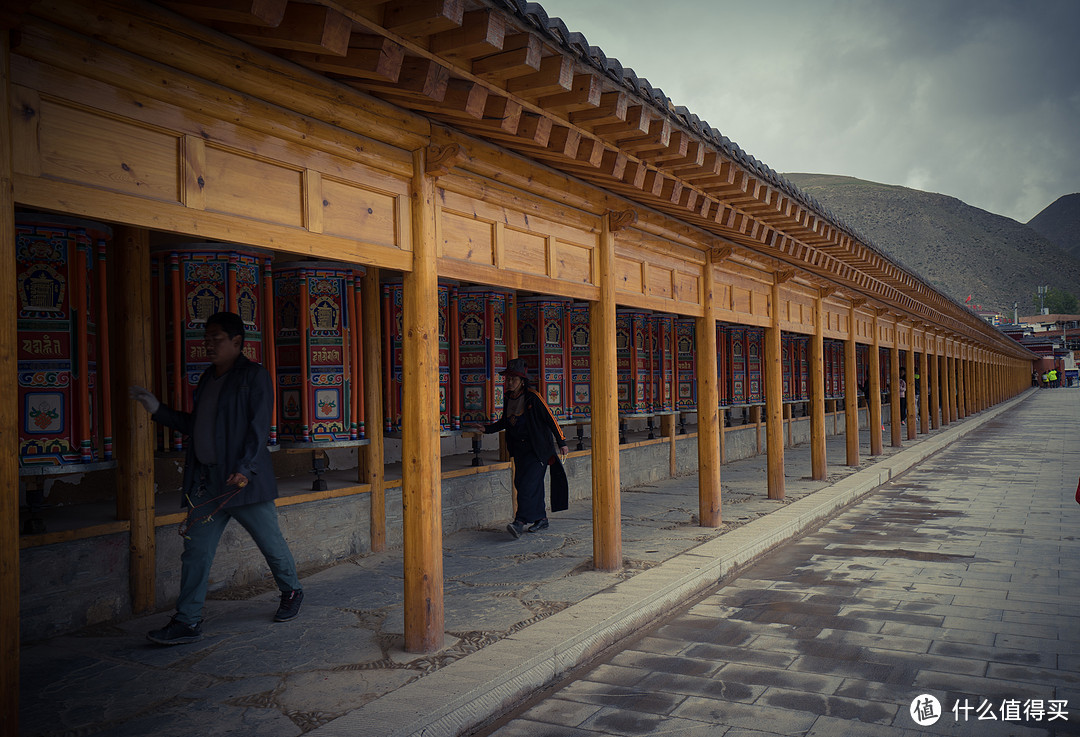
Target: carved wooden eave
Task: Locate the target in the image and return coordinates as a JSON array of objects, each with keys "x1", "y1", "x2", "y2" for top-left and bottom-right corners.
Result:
[{"x1": 26, "y1": 0, "x2": 1031, "y2": 359}]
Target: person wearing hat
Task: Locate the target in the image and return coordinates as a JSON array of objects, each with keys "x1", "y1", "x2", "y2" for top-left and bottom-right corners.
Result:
[{"x1": 465, "y1": 357, "x2": 569, "y2": 537}]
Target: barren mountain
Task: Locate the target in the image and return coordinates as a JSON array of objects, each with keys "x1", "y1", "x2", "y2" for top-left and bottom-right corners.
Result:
[
  {"x1": 783, "y1": 174, "x2": 1080, "y2": 316},
  {"x1": 1027, "y1": 193, "x2": 1080, "y2": 262}
]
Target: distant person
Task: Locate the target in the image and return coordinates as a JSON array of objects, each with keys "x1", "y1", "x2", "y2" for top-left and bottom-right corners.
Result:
[
  {"x1": 465, "y1": 358, "x2": 569, "y2": 537},
  {"x1": 1049, "y1": 368, "x2": 1059, "y2": 388},
  {"x1": 130, "y1": 311, "x2": 303, "y2": 645},
  {"x1": 898, "y1": 368, "x2": 908, "y2": 425}
]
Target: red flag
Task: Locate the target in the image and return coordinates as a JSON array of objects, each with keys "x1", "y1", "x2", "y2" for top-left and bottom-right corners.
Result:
[{"x1": 965, "y1": 295, "x2": 972, "y2": 303}]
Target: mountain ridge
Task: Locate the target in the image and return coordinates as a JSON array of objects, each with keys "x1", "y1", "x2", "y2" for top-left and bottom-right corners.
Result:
[{"x1": 782, "y1": 173, "x2": 1080, "y2": 316}]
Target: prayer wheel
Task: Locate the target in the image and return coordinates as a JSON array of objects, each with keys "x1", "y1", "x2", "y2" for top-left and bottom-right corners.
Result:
[
  {"x1": 453, "y1": 286, "x2": 511, "y2": 427},
  {"x1": 16, "y1": 213, "x2": 113, "y2": 470},
  {"x1": 150, "y1": 244, "x2": 272, "y2": 450},
  {"x1": 727, "y1": 326, "x2": 764, "y2": 404},
  {"x1": 675, "y1": 318, "x2": 697, "y2": 412},
  {"x1": 516, "y1": 296, "x2": 572, "y2": 420},
  {"x1": 651, "y1": 312, "x2": 677, "y2": 414},
  {"x1": 382, "y1": 280, "x2": 454, "y2": 432},
  {"x1": 272, "y1": 261, "x2": 365, "y2": 445},
  {"x1": 616, "y1": 309, "x2": 652, "y2": 416},
  {"x1": 568, "y1": 302, "x2": 592, "y2": 419}
]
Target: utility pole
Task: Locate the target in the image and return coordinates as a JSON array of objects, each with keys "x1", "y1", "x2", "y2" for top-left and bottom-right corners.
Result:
[{"x1": 1038, "y1": 285, "x2": 1048, "y2": 315}]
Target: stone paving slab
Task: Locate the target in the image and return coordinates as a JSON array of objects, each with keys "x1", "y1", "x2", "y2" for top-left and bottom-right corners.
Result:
[{"x1": 19, "y1": 391, "x2": 1039, "y2": 737}]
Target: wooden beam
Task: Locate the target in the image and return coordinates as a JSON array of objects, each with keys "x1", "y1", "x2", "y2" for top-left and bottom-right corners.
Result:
[
  {"x1": 287, "y1": 34, "x2": 405, "y2": 82},
  {"x1": 570, "y1": 91, "x2": 628, "y2": 129},
  {"x1": 361, "y1": 268, "x2": 386, "y2": 552},
  {"x1": 538, "y1": 73, "x2": 602, "y2": 113},
  {"x1": 765, "y1": 280, "x2": 785, "y2": 499},
  {"x1": 471, "y1": 32, "x2": 541, "y2": 80},
  {"x1": 402, "y1": 149, "x2": 444, "y2": 652},
  {"x1": 353, "y1": 56, "x2": 450, "y2": 101},
  {"x1": 591, "y1": 213, "x2": 623, "y2": 570},
  {"x1": 429, "y1": 8, "x2": 505, "y2": 61},
  {"x1": 919, "y1": 341, "x2": 930, "y2": 434},
  {"x1": 384, "y1": 78, "x2": 489, "y2": 119},
  {"x1": 162, "y1": 0, "x2": 287, "y2": 26},
  {"x1": 383, "y1": 0, "x2": 464, "y2": 37},
  {"x1": 507, "y1": 53, "x2": 573, "y2": 98},
  {"x1": 215, "y1": 4, "x2": 353, "y2": 56},
  {"x1": 0, "y1": 32, "x2": 20, "y2": 737},
  {"x1": 590, "y1": 103, "x2": 651, "y2": 138}
]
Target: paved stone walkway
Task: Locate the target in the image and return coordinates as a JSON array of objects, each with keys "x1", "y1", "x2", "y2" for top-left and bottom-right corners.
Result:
[
  {"x1": 475, "y1": 389, "x2": 1080, "y2": 737},
  {"x1": 19, "y1": 391, "x2": 1051, "y2": 736}
]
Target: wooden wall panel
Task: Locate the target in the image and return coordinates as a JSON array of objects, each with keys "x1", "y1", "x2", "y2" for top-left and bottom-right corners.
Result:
[
  {"x1": 645, "y1": 264, "x2": 673, "y2": 301},
  {"x1": 501, "y1": 226, "x2": 548, "y2": 276},
  {"x1": 321, "y1": 177, "x2": 405, "y2": 248},
  {"x1": 37, "y1": 99, "x2": 180, "y2": 203},
  {"x1": 614, "y1": 256, "x2": 644, "y2": 294},
  {"x1": 554, "y1": 240, "x2": 593, "y2": 284},
  {"x1": 202, "y1": 145, "x2": 304, "y2": 227},
  {"x1": 440, "y1": 209, "x2": 495, "y2": 265},
  {"x1": 822, "y1": 301, "x2": 849, "y2": 340}
]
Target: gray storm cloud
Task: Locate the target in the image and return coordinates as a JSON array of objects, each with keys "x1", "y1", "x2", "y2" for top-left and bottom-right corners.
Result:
[{"x1": 534, "y1": 0, "x2": 1080, "y2": 222}]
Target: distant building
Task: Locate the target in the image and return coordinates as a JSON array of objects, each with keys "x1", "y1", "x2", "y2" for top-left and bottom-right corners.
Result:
[{"x1": 1006, "y1": 314, "x2": 1080, "y2": 385}]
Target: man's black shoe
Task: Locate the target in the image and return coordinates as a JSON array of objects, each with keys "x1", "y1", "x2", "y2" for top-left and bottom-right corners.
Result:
[
  {"x1": 147, "y1": 617, "x2": 203, "y2": 645},
  {"x1": 528, "y1": 518, "x2": 549, "y2": 533},
  {"x1": 274, "y1": 589, "x2": 304, "y2": 622},
  {"x1": 506, "y1": 520, "x2": 524, "y2": 539}
]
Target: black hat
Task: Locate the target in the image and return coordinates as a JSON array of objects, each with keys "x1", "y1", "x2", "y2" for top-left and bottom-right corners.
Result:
[{"x1": 500, "y1": 357, "x2": 529, "y2": 379}]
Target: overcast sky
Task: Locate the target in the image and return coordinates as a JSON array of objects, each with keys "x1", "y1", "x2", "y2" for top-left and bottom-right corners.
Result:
[{"x1": 534, "y1": 0, "x2": 1080, "y2": 223}]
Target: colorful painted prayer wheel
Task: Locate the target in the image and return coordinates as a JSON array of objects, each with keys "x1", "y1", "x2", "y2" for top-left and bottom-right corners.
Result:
[
  {"x1": 453, "y1": 286, "x2": 511, "y2": 426},
  {"x1": 782, "y1": 335, "x2": 810, "y2": 401},
  {"x1": 650, "y1": 312, "x2": 677, "y2": 414},
  {"x1": 150, "y1": 244, "x2": 272, "y2": 450},
  {"x1": 16, "y1": 213, "x2": 113, "y2": 470},
  {"x1": 675, "y1": 318, "x2": 697, "y2": 411},
  {"x1": 825, "y1": 340, "x2": 845, "y2": 399},
  {"x1": 382, "y1": 280, "x2": 454, "y2": 432},
  {"x1": 273, "y1": 261, "x2": 365, "y2": 445},
  {"x1": 516, "y1": 296, "x2": 572, "y2": 420},
  {"x1": 616, "y1": 309, "x2": 652, "y2": 416},
  {"x1": 727, "y1": 326, "x2": 764, "y2": 404},
  {"x1": 568, "y1": 302, "x2": 592, "y2": 419}
]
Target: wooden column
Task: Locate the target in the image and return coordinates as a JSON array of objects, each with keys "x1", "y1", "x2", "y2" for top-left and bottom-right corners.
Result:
[
  {"x1": 918, "y1": 341, "x2": 929, "y2": 434},
  {"x1": 972, "y1": 352, "x2": 980, "y2": 410},
  {"x1": 929, "y1": 338, "x2": 940, "y2": 429},
  {"x1": 361, "y1": 268, "x2": 386, "y2": 552},
  {"x1": 940, "y1": 352, "x2": 951, "y2": 425},
  {"x1": 905, "y1": 326, "x2": 916, "y2": 440},
  {"x1": 1, "y1": 29, "x2": 21, "y2": 735},
  {"x1": 809, "y1": 290, "x2": 827, "y2": 479},
  {"x1": 765, "y1": 276, "x2": 785, "y2": 499},
  {"x1": 947, "y1": 353, "x2": 957, "y2": 423},
  {"x1": 696, "y1": 254, "x2": 721, "y2": 525},
  {"x1": 889, "y1": 338, "x2": 901, "y2": 447},
  {"x1": 868, "y1": 314, "x2": 883, "y2": 456},
  {"x1": 113, "y1": 227, "x2": 156, "y2": 614},
  {"x1": 844, "y1": 303, "x2": 859, "y2": 466},
  {"x1": 402, "y1": 149, "x2": 443, "y2": 652},
  {"x1": 963, "y1": 352, "x2": 972, "y2": 417},
  {"x1": 590, "y1": 211, "x2": 624, "y2": 569}
]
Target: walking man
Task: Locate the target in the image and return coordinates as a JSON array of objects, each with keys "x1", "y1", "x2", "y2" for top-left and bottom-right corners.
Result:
[{"x1": 131, "y1": 311, "x2": 303, "y2": 644}]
